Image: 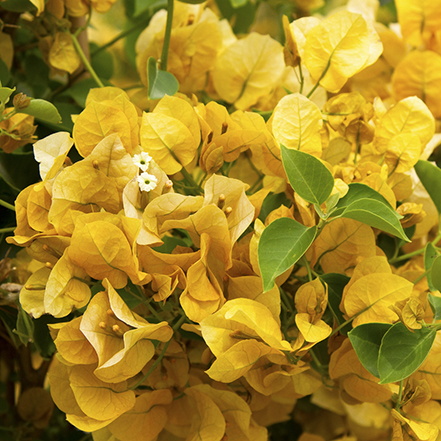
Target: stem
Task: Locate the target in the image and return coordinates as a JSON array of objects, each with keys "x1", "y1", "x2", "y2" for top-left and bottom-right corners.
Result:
[
  {"x1": 389, "y1": 231, "x2": 441, "y2": 265},
  {"x1": 2, "y1": 108, "x2": 17, "y2": 120},
  {"x1": 252, "y1": 110, "x2": 273, "y2": 119},
  {"x1": 329, "y1": 315, "x2": 355, "y2": 336},
  {"x1": 353, "y1": 123, "x2": 361, "y2": 165},
  {"x1": 413, "y1": 269, "x2": 430, "y2": 285},
  {"x1": 309, "y1": 348, "x2": 328, "y2": 373},
  {"x1": 160, "y1": 0, "x2": 174, "y2": 71},
  {"x1": 179, "y1": 167, "x2": 203, "y2": 194},
  {"x1": 246, "y1": 174, "x2": 264, "y2": 195},
  {"x1": 126, "y1": 286, "x2": 163, "y2": 321},
  {"x1": 92, "y1": 17, "x2": 152, "y2": 55},
  {"x1": 130, "y1": 314, "x2": 186, "y2": 390},
  {"x1": 198, "y1": 171, "x2": 207, "y2": 187},
  {"x1": 0, "y1": 227, "x2": 15, "y2": 233},
  {"x1": 396, "y1": 379, "x2": 404, "y2": 411},
  {"x1": 302, "y1": 256, "x2": 313, "y2": 282},
  {"x1": 280, "y1": 288, "x2": 293, "y2": 312},
  {"x1": 298, "y1": 62, "x2": 305, "y2": 95},
  {"x1": 70, "y1": 32, "x2": 104, "y2": 88},
  {"x1": 144, "y1": 298, "x2": 163, "y2": 322},
  {"x1": 0, "y1": 199, "x2": 15, "y2": 211},
  {"x1": 306, "y1": 58, "x2": 331, "y2": 99}
]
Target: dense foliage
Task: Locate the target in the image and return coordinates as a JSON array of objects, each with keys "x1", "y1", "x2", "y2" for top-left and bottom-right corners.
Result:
[{"x1": 1, "y1": 0, "x2": 441, "y2": 440}]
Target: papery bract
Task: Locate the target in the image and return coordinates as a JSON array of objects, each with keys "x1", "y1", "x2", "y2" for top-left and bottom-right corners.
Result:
[
  {"x1": 79, "y1": 279, "x2": 173, "y2": 383},
  {"x1": 212, "y1": 32, "x2": 285, "y2": 110}
]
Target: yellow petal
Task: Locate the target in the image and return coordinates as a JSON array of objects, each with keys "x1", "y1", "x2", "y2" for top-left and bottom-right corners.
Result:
[
  {"x1": 84, "y1": 134, "x2": 138, "y2": 193},
  {"x1": 33, "y1": 132, "x2": 73, "y2": 186},
  {"x1": 0, "y1": 31, "x2": 13, "y2": 69},
  {"x1": 311, "y1": 218, "x2": 376, "y2": 275},
  {"x1": 295, "y1": 278, "x2": 328, "y2": 320},
  {"x1": 227, "y1": 275, "x2": 281, "y2": 325},
  {"x1": 384, "y1": 132, "x2": 422, "y2": 174},
  {"x1": 373, "y1": 96, "x2": 435, "y2": 154},
  {"x1": 295, "y1": 314, "x2": 332, "y2": 343},
  {"x1": 272, "y1": 93, "x2": 323, "y2": 156},
  {"x1": 212, "y1": 32, "x2": 284, "y2": 110},
  {"x1": 395, "y1": 0, "x2": 441, "y2": 47},
  {"x1": 107, "y1": 390, "x2": 173, "y2": 441},
  {"x1": 48, "y1": 361, "x2": 84, "y2": 417},
  {"x1": 70, "y1": 364, "x2": 135, "y2": 421},
  {"x1": 20, "y1": 267, "x2": 51, "y2": 318},
  {"x1": 140, "y1": 112, "x2": 198, "y2": 175},
  {"x1": 80, "y1": 282, "x2": 172, "y2": 383},
  {"x1": 73, "y1": 100, "x2": 133, "y2": 158},
  {"x1": 185, "y1": 387, "x2": 226, "y2": 441},
  {"x1": 49, "y1": 32, "x2": 81, "y2": 74},
  {"x1": 44, "y1": 253, "x2": 91, "y2": 318},
  {"x1": 200, "y1": 298, "x2": 291, "y2": 356},
  {"x1": 49, "y1": 163, "x2": 120, "y2": 235},
  {"x1": 304, "y1": 11, "x2": 380, "y2": 92},
  {"x1": 205, "y1": 340, "x2": 276, "y2": 383},
  {"x1": 203, "y1": 174, "x2": 255, "y2": 245},
  {"x1": 51, "y1": 316, "x2": 98, "y2": 365},
  {"x1": 291, "y1": 16, "x2": 321, "y2": 60},
  {"x1": 392, "y1": 50, "x2": 441, "y2": 119},
  {"x1": 27, "y1": 185, "x2": 53, "y2": 233},
  {"x1": 343, "y1": 273, "x2": 414, "y2": 326},
  {"x1": 153, "y1": 95, "x2": 201, "y2": 148}
]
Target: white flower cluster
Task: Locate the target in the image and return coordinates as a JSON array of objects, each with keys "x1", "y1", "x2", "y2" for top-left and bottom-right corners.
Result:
[{"x1": 132, "y1": 152, "x2": 158, "y2": 192}]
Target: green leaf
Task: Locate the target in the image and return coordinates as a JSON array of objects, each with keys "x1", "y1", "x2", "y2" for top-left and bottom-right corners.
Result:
[
  {"x1": 215, "y1": 0, "x2": 255, "y2": 34},
  {"x1": 339, "y1": 198, "x2": 409, "y2": 242},
  {"x1": 258, "y1": 217, "x2": 317, "y2": 292},
  {"x1": 33, "y1": 315, "x2": 58, "y2": 359},
  {"x1": 134, "y1": 0, "x2": 165, "y2": 15},
  {"x1": 320, "y1": 273, "x2": 349, "y2": 332},
  {"x1": 230, "y1": 0, "x2": 247, "y2": 7},
  {"x1": 49, "y1": 101, "x2": 82, "y2": 132},
  {"x1": 0, "y1": 151, "x2": 40, "y2": 191},
  {"x1": 0, "y1": 59, "x2": 11, "y2": 86},
  {"x1": 62, "y1": 77, "x2": 112, "y2": 108},
  {"x1": 178, "y1": 0, "x2": 207, "y2": 4},
  {"x1": 378, "y1": 323, "x2": 436, "y2": 384},
  {"x1": 348, "y1": 323, "x2": 392, "y2": 378},
  {"x1": 325, "y1": 192, "x2": 340, "y2": 215},
  {"x1": 415, "y1": 160, "x2": 441, "y2": 215},
  {"x1": 147, "y1": 57, "x2": 179, "y2": 100},
  {"x1": 428, "y1": 294, "x2": 441, "y2": 321},
  {"x1": 280, "y1": 144, "x2": 334, "y2": 205},
  {"x1": 0, "y1": 0, "x2": 35, "y2": 12},
  {"x1": 334, "y1": 183, "x2": 393, "y2": 214},
  {"x1": 153, "y1": 235, "x2": 189, "y2": 254},
  {"x1": 424, "y1": 242, "x2": 440, "y2": 292},
  {"x1": 18, "y1": 99, "x2": 62, "y2": 124},
  {"x1": 430, "y1": 255, "x2": 441, "y2": 293},
  {"x1": 258, "y1": 191, "x2": 292, "y2": 223},
  {"x1": 116, "y1": 281, "x2": 143, "y2": 310},
  {"x1": 24, "y1": 54, "x2": 50, "y2": 97},
  {"x1": 90, "y1": 44, "x2": 114, "y2": 80},
  {"x1": 15, "y1": 307, "x2": 34, "y2": 346},
  {"x1": 0, "y1": 87, "x2": 15, "y2": 106},
  {"x1": 333, "y1": 183, "x2": 409, "y2": 242},
  {"x1": 0, "y1": 306, "x2": 21, "y2": 348}
]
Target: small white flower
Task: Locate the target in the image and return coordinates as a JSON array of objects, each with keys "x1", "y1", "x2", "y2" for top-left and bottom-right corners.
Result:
[
  {"x1": 133, "y1": 152, "x2": 152, "y2": 171},
  {"x1": 137, "y1": 172, "x2": 158, "y2": 192}
]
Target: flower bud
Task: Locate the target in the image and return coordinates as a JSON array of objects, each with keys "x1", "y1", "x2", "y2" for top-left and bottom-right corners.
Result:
[{"x1": 13, "y1": 93, "x2": 32, "y2": 110}]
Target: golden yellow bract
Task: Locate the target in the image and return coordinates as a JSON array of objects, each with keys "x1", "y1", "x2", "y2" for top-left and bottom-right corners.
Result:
[{"x1": 6, "y1": 1, "x2": 441, "y2": 439}]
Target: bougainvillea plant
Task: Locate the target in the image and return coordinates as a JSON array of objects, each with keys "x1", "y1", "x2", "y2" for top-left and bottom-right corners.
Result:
[{"x1": 1, "y1": 0, "x2": 441, "y2": 440}]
